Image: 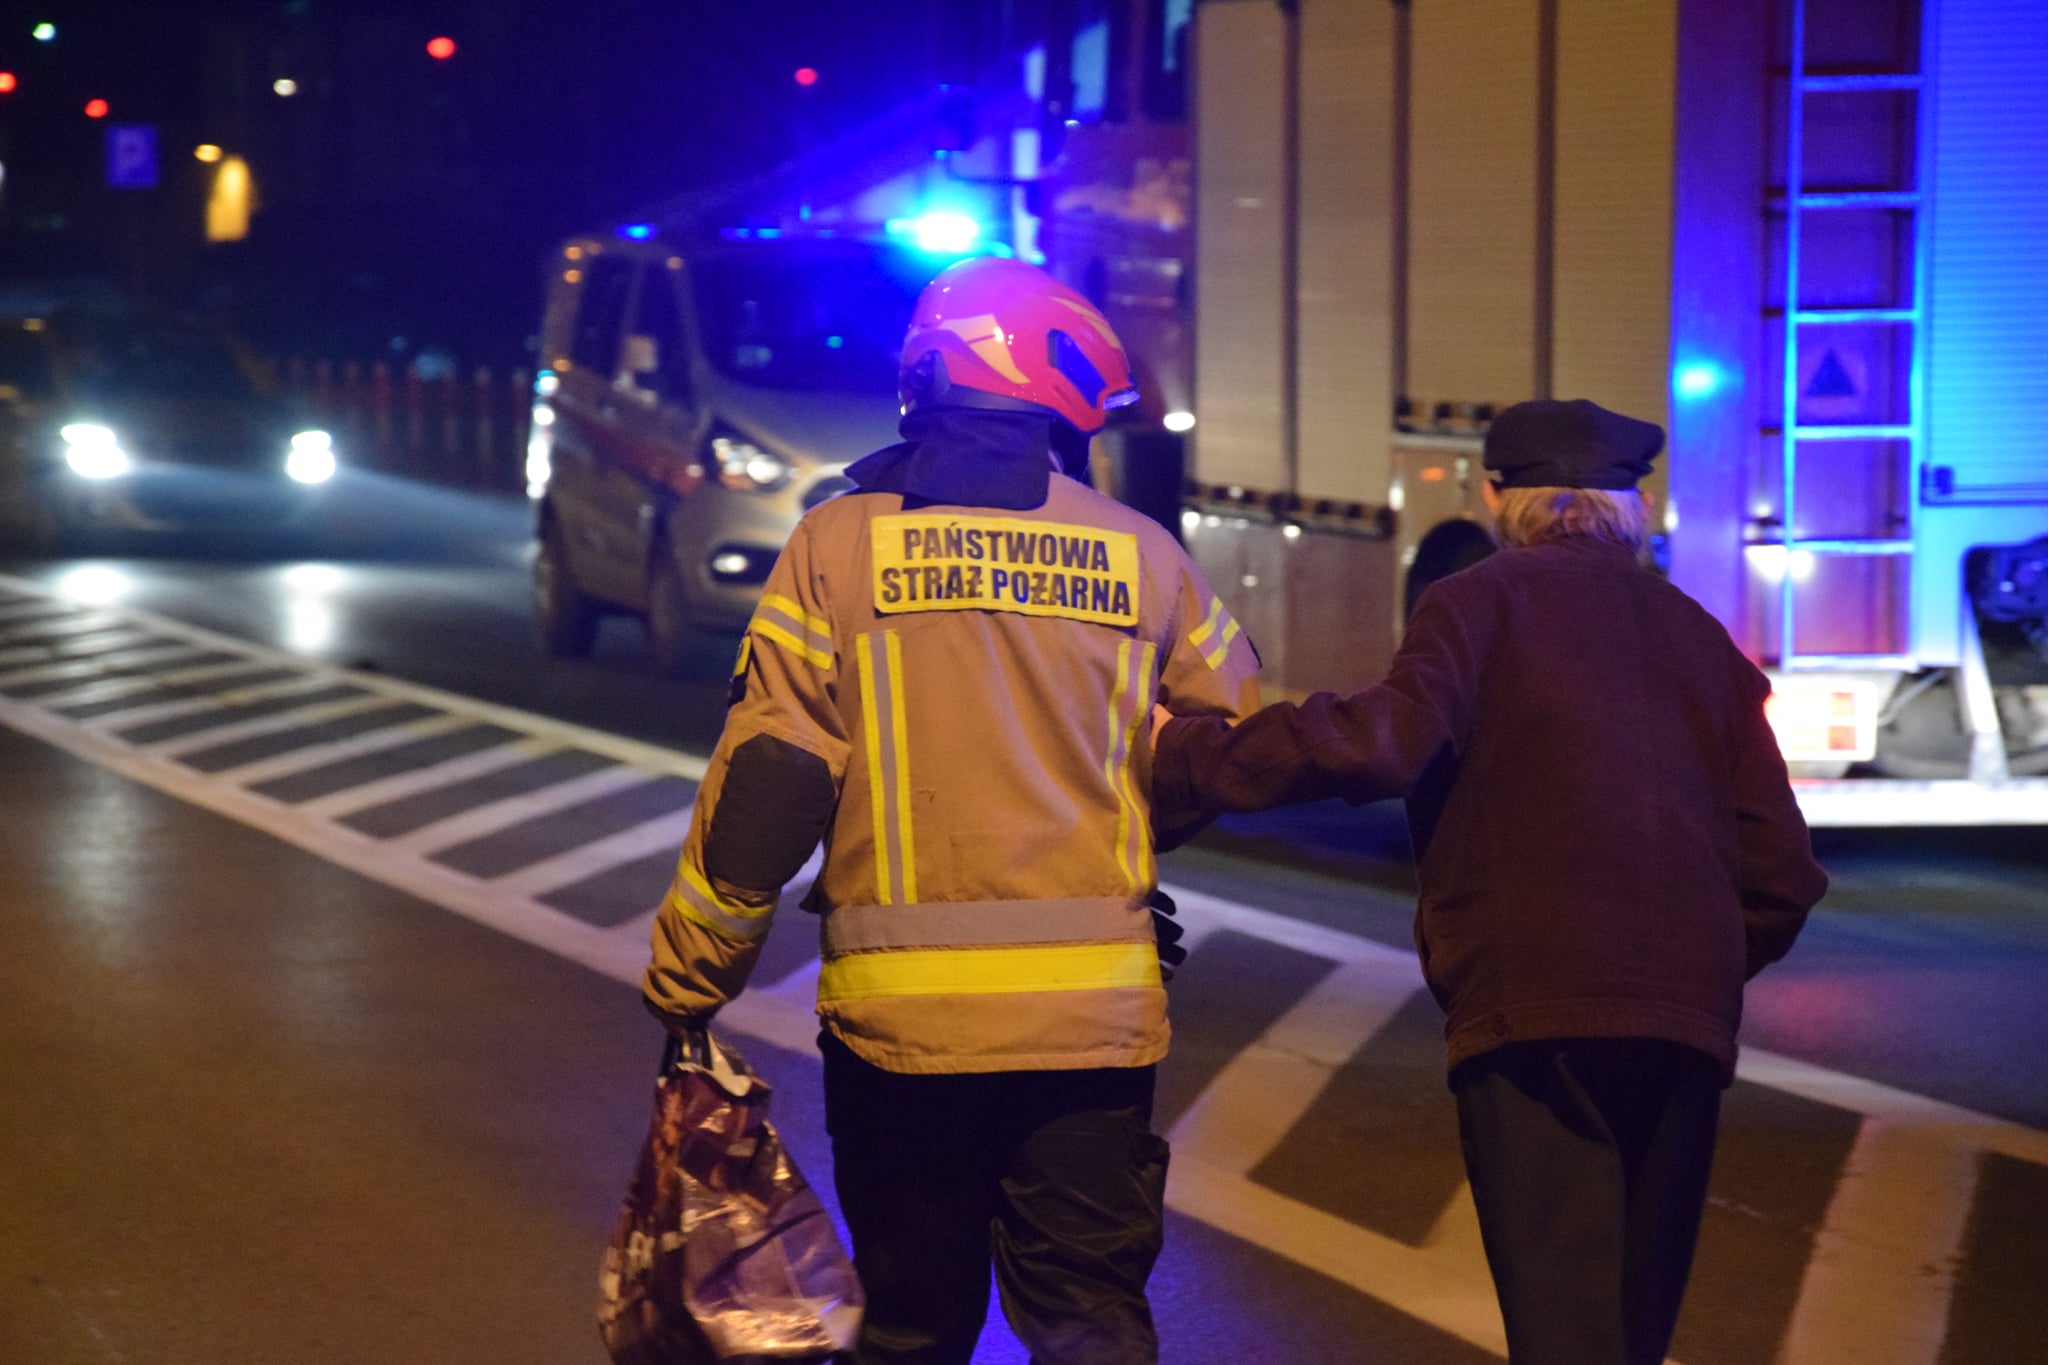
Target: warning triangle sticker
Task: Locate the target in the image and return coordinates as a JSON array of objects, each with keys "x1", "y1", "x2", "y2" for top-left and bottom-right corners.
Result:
[{"x1": 1805, "y1": 348, "x2": 1859, "y2": 399}]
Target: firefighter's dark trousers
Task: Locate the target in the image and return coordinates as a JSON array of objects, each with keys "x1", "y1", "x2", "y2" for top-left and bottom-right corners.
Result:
[
  {"x1": 1453, "y1": 1038, "x2": 1723, "y2": 1365},
  {"x1": 820, "y1": 1033, "x2": 1168, "y2": 1365}
]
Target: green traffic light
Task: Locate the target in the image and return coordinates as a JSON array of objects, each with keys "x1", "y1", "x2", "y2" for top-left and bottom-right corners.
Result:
[{"x1": 32, "y1": 22, "x2": 56, "y2": 42}]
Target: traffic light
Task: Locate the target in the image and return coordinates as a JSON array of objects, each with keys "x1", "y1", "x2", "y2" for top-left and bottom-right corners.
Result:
[
  {"x1": 793, "y1": 66, "x2": 819, "y2": 87},
  {"x1": 0, "y1": 72, "x2": 16, "y2": 94},
  {"x1": 426, "y1": 36, "x2": 456, "y2": 61},
  {"x1": 84, "y1": 98, "x2": 108, "y2": 119}
]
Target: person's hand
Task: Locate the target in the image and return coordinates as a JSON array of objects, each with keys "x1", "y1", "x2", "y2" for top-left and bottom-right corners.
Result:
[
  {"x1": 1150, "y1": 703, "x2": 1174, "y2": 748},
  {"x1": 658, "y1": 1013, "x2": 714, "y2": 1068}
]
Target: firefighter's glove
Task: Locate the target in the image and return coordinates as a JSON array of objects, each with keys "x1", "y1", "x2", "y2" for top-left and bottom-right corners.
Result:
[
  {"x1": 649, "y1": 1001, "x2": 716, "y2": 1067},
  {"x1": 1149, "y1": 888, "x2": 1188, "y2": 982}
]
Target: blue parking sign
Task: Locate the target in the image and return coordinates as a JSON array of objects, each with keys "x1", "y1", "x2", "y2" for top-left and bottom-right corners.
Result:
[{"x1": 106, "y1": 124, "x2": 158, "y2": 189}]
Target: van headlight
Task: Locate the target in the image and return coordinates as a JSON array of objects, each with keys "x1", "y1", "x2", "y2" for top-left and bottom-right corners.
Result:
[
  {"x1": 286, "y1": 429, "x2": 337, "y2": 484},
  {"x1": 711, "y1": 434, "x2": 792, "y2": 492},
  {"x1": 60, "y1": 423, "x2": 132, "y2": 479}
]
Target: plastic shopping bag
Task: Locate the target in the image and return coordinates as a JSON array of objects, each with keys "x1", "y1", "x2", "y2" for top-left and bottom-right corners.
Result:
[{"x1": 598, "y1": 1031, "x2": 863, "y2": 1364}]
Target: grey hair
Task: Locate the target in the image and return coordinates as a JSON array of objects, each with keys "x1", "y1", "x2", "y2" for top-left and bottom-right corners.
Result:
[{"x1": 1491, "y1": 486, "x2": 1650, "y2": 553}]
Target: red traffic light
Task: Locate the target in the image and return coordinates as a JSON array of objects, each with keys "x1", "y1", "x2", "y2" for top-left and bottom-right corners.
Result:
[
  {"x1": 84, "y1": 97, "x2": 108, "y2": 118},
  {"x1": 0, "y1": 72, "x2": 17, "y2": 94},
  {"x1": 426, "y1": 35, "x2": 456, "y2": 61},
  {"x1": 793, "y1": 66, "x2": 819, "y2": 87}
]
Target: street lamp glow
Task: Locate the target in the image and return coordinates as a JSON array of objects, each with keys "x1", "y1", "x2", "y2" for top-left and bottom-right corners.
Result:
[
  {"x1": 194, "y1": 143, "x2": 223, "y2": 163},
  {"x1": 273, "y1": 78, "x2": 298, "y2": 97},
  {"x1": 206, "y1": 156, "x2": 254, "y2": 243}
]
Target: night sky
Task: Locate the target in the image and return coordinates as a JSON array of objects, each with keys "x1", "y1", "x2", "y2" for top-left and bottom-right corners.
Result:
[{"x1": 0, "y1": 0, "x2": 950, "y2": 360}]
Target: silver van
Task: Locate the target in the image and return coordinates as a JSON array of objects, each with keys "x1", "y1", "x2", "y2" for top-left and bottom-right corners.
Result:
[{"x1": 528, "y1": 230, "x2": 937, "y2": 672}]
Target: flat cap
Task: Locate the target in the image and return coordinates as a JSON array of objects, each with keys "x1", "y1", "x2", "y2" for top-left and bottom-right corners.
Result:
[{"x1": 1482, "y1": 398, "x2": 1664, "y2": 490}]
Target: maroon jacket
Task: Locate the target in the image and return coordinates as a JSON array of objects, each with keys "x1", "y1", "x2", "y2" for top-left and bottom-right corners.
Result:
[{"x1": 1154, "y1": 537, "x2": 1827, "y2": 1080}]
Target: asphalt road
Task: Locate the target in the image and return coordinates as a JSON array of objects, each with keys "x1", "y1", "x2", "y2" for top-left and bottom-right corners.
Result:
[{"x1": 2, "y1": 471, "x2": 2044, "y2": 1364}]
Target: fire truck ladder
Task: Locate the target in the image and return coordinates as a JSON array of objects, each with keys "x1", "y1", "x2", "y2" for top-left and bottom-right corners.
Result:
[{"x1": 1772, "y1": 0, "x2": 1931, "y2": 672}]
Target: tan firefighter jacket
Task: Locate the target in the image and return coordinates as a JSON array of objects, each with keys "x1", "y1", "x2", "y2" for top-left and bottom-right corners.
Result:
[{"x1": 643, "y1": 471, "x2": 1262, "y2": 1074}]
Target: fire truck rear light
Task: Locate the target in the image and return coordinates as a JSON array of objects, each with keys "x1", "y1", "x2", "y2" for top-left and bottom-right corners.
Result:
[{"x1": 1765, "y1": 681, "x2": 1879, "y2": 763}]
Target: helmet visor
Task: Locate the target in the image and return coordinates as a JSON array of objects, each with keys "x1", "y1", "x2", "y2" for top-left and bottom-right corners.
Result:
[{"x1": 1050, "y1": 330, "x2": 1138, "y2": 419}]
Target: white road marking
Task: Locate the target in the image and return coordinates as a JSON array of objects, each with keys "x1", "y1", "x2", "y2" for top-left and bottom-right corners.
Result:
[
  {"x1": 296, "y1": 737, "x2": 562, "y2": 819},
  {"x1": 47, "y1": 658, "x2": 292, "y2": 713},
  {"x1": 486, "y1": 805, "x2": 695, "y2": 900},
  {"x1": 87, "y1": 675, "x2": 364, "y2": 736},
  {"x1": 1735, "y1": 1050, "x2": 2048, "y2": 1167},
  {"x1": 1158, "y1": 926, "x2": 1512, "y2": 1356},
  {"x1": 0, "y1": 641, "x2": 204, "y2": 686},
  {"x1": 388, "y1": 764, "x2": 664, "y2": 856},
  {"x1": 200, "y1": 712, "x2": 477, "y2": 787},
  {"x1": 0, "y1": 626, "x2": 152, "y2": 665},
  {"x1": 1168, "y1": 952, "x2": 1418, "y2": 1167},
  {"x1": 149, "y1": 692, "x2": 402, "y2": 757},
  {"x1": 0, "y1": 608, "x2": 129, "y2": 640},
  {"x1": 0, "y1": 598, "x2": 84, "y2": 624},
  {"x1": 1778, "y1": 1118, "x2": 1978, "y2": 1365}
]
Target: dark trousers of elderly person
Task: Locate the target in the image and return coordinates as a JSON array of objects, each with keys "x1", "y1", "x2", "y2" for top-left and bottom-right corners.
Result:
[
  {"x1": 1453, "y1": 1038, "x2": 1723, "y2": 1365},
  {"x1": 820, "y1": 1033, "x2": 1167, "y2": 1365}
]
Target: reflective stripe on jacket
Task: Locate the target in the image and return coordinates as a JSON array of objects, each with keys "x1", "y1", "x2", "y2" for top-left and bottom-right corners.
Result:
[{"x1": 644, "y1": 472, "x2": 1262, "y2": 1074}]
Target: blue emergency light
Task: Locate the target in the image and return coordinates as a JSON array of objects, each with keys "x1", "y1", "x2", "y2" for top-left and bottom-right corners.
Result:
[
  {"x1": 1673, "y1": 361, "x2": 1726, "y2": 401},
  {"x1": 887, "y1": 211, "x2": 983, "y2": 254}
]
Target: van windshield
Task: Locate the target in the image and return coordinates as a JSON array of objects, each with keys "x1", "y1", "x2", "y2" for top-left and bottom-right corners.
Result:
[
  {"x1": 693, "y1": 245, "x2": 929, "y2": 392},
  {"x1": 58, "y1": 324, "x2": 262, "y2": 401}
]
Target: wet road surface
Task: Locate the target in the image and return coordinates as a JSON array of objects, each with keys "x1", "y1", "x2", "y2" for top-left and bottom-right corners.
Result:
[{"x1": 2, "y1": 475, "x2": 2045, "y2": 1364}]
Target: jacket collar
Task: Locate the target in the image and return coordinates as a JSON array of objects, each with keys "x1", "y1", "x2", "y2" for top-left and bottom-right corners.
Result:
[{"x1": 846, "y1": 408, "x2": 1058, "y2": 511}]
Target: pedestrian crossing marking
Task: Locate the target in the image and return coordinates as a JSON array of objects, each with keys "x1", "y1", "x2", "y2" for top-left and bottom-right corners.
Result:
[
  {"x1": 0, "y1": 626, "x2": 154, "y2": 666},
  {"x1": 486, "y1": 804, "x2": 696, "y2": 900},
  {"x1": 54, "y1": 658, "x2": 279, "y2": 713},
  {"x1": 149, "y1": 691, "x2": 395, "y2": 756},
  {"x1": 79, "y1": 671, "x2": 344, "y2": 731},
  {"x1": 0, "y1": 572, "x2": 2039, "y2": 1365},
  {"x1": 0, "y1": 640, "x2": 201, "y2": 686},
  {"x1": 205, "y1": 712, "x2": 476, "y2": 787},
  {"x1": 295, "y1": 737, "x2": 566, "y2": 818},
  {"x1": 390, "y1": 764, "x2": 666, "y2": 856},
  {"x1": 1780, "y1": 1119, "x2": 1976, "y2": 1365}
]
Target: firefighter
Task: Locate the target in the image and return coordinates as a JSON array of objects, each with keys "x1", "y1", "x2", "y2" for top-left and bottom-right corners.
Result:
[
  {"x1": 1152, "y1": 399, "x2": 1828, "y2": 1365},
  {"x1": 642, "y1": 255, "x2": 1261, "y2": 1365}
]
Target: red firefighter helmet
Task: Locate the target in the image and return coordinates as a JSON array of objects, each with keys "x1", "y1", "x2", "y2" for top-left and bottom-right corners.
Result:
[{"x1": 899, "y1": 256, "x2": 1140, "y2": 436}]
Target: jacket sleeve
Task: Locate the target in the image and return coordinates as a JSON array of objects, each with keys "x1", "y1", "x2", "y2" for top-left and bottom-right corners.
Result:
[
  {"x1": 642, "y1": 521, "x2": 851, "y2": 1029},
  {"x1": 1729, "y1": 670, "x2": 1829, "y2": 977},
  {"x1": 1154, "y1": 581, "x2": 1478, "y2": 816},
  {"x1": 1149, "y1": 548, "x2": 1263, "y2": 846}
]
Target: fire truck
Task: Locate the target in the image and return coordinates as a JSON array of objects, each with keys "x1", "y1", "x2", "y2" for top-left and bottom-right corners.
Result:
[{"x1": 993, "y1": 0, "x2": 2048, "y2": 824}]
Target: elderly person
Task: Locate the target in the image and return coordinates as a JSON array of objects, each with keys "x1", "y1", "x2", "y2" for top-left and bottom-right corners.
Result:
[{"x1": 1152, "y1": 398, "x2": 1828, "y2": 1365}]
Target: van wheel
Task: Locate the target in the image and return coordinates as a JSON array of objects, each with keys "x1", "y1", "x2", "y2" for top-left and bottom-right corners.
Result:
[
  {"x1": 647, "y1": 551, "x2": 726, "y2": 680},
  {"x1": 534, "y1": 519, "x2": 600, "y2": 657}
]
